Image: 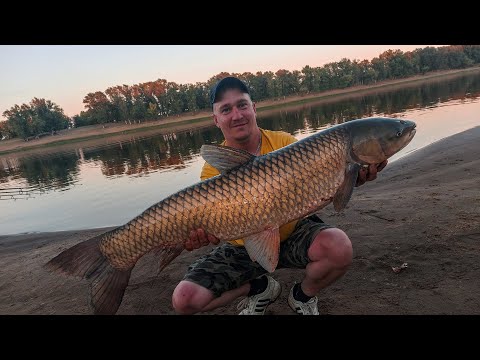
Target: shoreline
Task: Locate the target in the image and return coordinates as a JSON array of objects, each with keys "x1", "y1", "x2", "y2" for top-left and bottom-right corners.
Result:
[
  {"x1": 1, "y1": 126, "x2": 479, "y2": 314},
  {"x1": 1, "y1": 66, "x2": 479, "y2": 157}
]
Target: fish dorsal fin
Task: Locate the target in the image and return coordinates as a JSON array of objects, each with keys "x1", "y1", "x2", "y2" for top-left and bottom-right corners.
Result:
[
  {"x1": 200, "y1": 144, "x2": 256, "y2": 174},
  {"x1": 333, "y1": 163, "x2": 361, "y2": 211},
  {"x1": 243, "y1": 227, "x2": 280, "y2": 273}
]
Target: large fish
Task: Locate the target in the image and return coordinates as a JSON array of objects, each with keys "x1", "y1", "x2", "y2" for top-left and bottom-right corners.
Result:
[{"x1": 44, "y1": 117, "x2": 416, "y2": 314}]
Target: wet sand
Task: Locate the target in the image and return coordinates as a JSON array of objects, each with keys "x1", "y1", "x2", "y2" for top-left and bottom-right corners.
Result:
[{"x1": 1, "y1": 125, "x2": 479, "y2": 315}]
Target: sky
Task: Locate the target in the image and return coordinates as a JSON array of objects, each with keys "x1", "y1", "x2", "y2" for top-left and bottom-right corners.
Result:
[{"x1": 0, "y1": 45, "x2": 438, "y2": 119}]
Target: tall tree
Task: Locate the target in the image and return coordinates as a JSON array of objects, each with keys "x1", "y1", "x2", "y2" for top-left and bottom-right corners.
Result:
[{"x1": 2, "y1": 99, "x2": 69, "y2": 139}]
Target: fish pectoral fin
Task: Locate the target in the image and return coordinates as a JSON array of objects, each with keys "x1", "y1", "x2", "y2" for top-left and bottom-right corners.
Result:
[
  {"x1": 200, "y1": 144, "x2": 256, "y2": 173},
  {"x1": 150, "y1": 244, "x2": 185, "y2": 275},
  {"x1": 243, "y1": 227, "x2": 280, "y2": 273},
  {"x1": 333, "y1": 163, "x2": 361, "y2": 212}
]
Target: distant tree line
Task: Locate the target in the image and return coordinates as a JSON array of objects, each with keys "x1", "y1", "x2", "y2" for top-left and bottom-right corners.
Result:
[
  {"x1": 2, "y1": 45, "x2": 480, "y2": 140},
  {"x1": 1, "y1": 98, "x2": 70, "y2": 141}
]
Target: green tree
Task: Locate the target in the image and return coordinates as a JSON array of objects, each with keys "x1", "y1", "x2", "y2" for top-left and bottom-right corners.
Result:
[
  {"x1": 82, "y1": 91, "x2": 111, "y2": 125},
  {"x1": 30, "y1": 98, "x2": 69, "y2": 132},
  {"x1": 464, "y1": 45, "x2": 480, "y2": 63},
  {"x1": 301, "y1": 65, "x2": 315, "y2": 93},
  {"x1": 2, "y1": 99, "x2": 69, "y2": 139}
]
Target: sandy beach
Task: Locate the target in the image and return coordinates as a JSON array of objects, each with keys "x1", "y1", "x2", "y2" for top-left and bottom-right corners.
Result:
[{"x1": 1, "y1": 125, "x2": 479, "y2": 315}]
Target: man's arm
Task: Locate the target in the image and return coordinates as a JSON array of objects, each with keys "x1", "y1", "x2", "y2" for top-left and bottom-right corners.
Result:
[{"x1": 185, "y1": 228, "x2": 220, "y2": 251}]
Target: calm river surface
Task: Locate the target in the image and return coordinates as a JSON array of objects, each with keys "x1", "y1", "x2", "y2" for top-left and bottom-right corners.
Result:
[{"x1": 1, "y1": 72, "x2": 479, "y2": 235}]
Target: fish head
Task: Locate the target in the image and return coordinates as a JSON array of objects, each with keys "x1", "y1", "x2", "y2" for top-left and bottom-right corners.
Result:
[{"x1": 349, "y1": 117, "x2": 416, "y2": 164}]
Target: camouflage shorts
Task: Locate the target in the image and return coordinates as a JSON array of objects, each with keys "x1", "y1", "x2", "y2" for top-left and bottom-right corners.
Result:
[{"x1": 182, "y1": 215, "x2": 333, "y2": 297}]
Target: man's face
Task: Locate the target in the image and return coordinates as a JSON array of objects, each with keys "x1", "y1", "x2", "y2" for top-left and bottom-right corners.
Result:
[{"x1": 213, "y1": 88, "x2": 257, "y2": 144}]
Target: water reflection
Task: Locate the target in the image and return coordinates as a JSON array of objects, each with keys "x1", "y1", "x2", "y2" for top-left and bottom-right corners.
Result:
[
  {"x1": 0, "y1": 128, "x2": 225, "y2": 200},
  {"x1": 0, "y1": 153, "x2": 80, "y2": 201},
  {"x1": 87, "y1": 129, "x2": 225, "y2": 178},
  {"x1": 1, "y1": 72, "x2": 480, "y2": 234}
]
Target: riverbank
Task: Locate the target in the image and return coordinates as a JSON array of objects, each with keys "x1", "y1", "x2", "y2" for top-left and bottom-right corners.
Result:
[
  {"x1": 1, "y1": 125, "x2": 479, "y2": 314},
  {"x1": 1, "y1": 66, "x2": 479, "y2": 157}
]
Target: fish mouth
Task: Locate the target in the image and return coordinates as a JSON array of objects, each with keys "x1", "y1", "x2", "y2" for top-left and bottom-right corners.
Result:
[
  {"x1": 395, "y1": 123, "x2": 416, "y2": 154},
  {"x1": 402, "y1": 120, "x2": 416, "y2": 132},
  {"x1": 401, "y1": 120, "x2": 416, "y2": 140},
  {"x1": 406, "y1": 125, "x2": 416, "y2": 140}
]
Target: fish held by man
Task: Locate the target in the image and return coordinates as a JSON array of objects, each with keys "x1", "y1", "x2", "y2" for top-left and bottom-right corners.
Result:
[{"x1": 44, "y1": 117, "x2": 416, "y2": 315}]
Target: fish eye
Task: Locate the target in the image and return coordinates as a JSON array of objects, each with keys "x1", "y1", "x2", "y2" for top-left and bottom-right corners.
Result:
[{"x1": 396, "y1": 131, "x2": 403, "y2": 137}]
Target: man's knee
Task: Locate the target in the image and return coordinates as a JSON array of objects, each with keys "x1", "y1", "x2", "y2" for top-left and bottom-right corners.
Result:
[
  {"x1": 172, "y1": 280, "x2": 214, "y2": 315},
  {"x1": 308, "y1": 228, "x2": 353, "y2": 268}
]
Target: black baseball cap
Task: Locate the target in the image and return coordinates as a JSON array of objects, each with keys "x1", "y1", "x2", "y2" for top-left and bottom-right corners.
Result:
[{"x1": 210, "y1": 76, "x2": 250, "y2": 107}]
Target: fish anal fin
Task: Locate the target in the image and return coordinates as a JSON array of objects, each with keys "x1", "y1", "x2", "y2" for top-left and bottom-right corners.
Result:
[
  {"x1": 333, "y1": 163, "x2": 361, "y2": 212},
  {"x1": 244, "y1": 227, "x2": 280, "y2": 273},
  {"x1": 151, "y1": 244, "x2": 184, "y2": 275},
  {"x1": 200, "y1": 144, "x2": 255, "y2": 173}
]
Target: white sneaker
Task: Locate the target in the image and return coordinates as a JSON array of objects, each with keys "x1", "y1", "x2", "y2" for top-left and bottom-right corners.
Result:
[
  {"x1": 288, "y1": 284, "x2": 320, "y2": 315},
  {"x1": 237, "y1": 276, "x2": 281, "y2": 315}
]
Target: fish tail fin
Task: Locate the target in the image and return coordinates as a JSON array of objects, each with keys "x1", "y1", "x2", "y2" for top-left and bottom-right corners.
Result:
[{"x1": 44, "y1": 234, "x2": 132, "y2": 315}]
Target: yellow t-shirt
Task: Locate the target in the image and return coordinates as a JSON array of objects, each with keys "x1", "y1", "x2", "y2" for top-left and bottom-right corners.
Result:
[{"x1": 200, "y1": 128, "x2": 298, "y2": 246}]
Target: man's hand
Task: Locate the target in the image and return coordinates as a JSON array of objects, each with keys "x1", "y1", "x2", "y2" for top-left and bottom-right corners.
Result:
[
  {"x1": 355, "y1": 160, "x2": 388, "y2": 187},
  {"x1": 185, "y1": 228, "x2": 220, "y2": 251}
]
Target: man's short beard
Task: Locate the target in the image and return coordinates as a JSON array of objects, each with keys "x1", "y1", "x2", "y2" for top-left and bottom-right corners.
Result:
[{"x1": 234, "y1": 134, "x2": 250, "y2": 143}]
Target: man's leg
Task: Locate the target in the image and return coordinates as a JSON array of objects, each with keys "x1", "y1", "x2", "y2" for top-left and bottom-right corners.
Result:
[
  {"x1": 279, "y1": 217, "x2": 352, "y2": 314},
  {"x1": 173, "y1": 280, "x2": 250, "y2": 314},
  {"x1": 172, "y1": 243, "x2": 267, "y2": 315},
  {"x1": 301, "y1": 227, "x2": 353, "y2": 296}
]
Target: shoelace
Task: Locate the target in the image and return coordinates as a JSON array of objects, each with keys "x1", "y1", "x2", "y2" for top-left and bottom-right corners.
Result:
[
  {"x1": 296, "y1": 297, "x2": 318, "y2": 315},
  {"x1": 236, "y1": 297, "x2": 250, "y2": 310}
]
